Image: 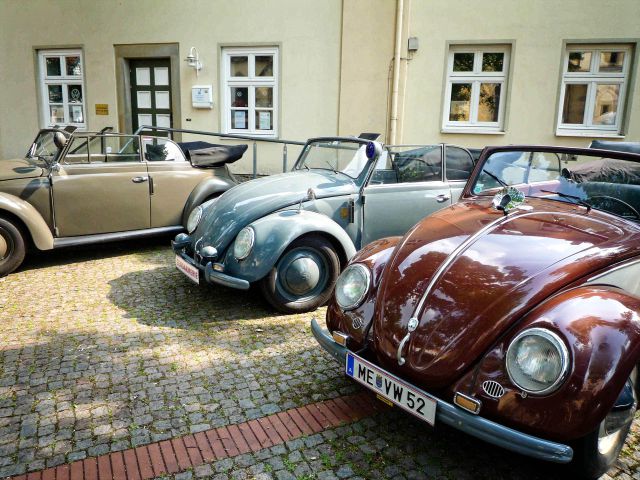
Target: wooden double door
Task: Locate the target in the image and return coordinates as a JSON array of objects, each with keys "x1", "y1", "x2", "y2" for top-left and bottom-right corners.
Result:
[{"x1": 130, "y1": 58, "x2": 172, "y2": 133}]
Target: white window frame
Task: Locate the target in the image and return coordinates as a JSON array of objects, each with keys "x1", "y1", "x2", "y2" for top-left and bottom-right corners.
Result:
[
  {"x1": 221, "y1": 46, "x2": 278, "y2": 137},
  {"x1": 38, "y1": 49, "x2": 87, "y2": 129},
  {"x1": 556, "y1": 44, "x2": 632, "y2": 137},
  {"x1": 442, "y1": 45, "x2": 510, "y2": 134}
]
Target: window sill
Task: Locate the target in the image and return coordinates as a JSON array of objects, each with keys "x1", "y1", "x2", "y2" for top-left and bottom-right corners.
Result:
[
  {"x1": 555, "y1": 130, "x2": 625, "y2": 139},
  {"x1": 441, "y1": 128, "x2": 505, "y2": 135}
]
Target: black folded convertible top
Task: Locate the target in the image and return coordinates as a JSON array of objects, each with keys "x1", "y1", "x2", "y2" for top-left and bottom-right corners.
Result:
[
  {"x1": 178, "y1": 141, "x2": 248, "y2": 167},
  {"x1": 563, "y1": 157, "x2": 640, "y2": 185}
]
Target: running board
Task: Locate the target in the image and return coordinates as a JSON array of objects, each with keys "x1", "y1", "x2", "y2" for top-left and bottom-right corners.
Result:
[{"x1": 53, "y1": 226, "x2": 183, "y2": 248}]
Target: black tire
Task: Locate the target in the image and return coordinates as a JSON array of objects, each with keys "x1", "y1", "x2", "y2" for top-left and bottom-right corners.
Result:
[
  {"x1": 259, "y1": 234, "x2": 340, "y2": 314},
  {"x1": 570, "y1": 372, "x2": 638, "y2": 479},
  {"x1": 0, "y1": 217, "x2": 26, "y2": 277}
]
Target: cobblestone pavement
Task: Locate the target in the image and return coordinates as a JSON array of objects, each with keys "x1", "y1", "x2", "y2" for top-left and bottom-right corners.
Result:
[{"x1": 0, "y1": 240, "x2": 638, "y2": 479}]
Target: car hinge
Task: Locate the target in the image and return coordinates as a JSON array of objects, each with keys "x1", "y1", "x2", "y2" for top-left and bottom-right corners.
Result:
[
  {"x1": 149, "y1": 176, "x2": 155, "y2": 195},
  {"x1": 348, "y1": 199, "x2": 355, "y2": 223},
  {"x1": 361, "y1": 195, "x2": 365, "y2": 205},
  {"x1": 54, "y1": 227, "x2": 59, "y2": 237}
]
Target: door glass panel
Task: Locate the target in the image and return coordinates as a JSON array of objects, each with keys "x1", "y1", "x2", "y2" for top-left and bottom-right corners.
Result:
[
  {"x1": 478, "y1": 83, "x2": 501, "y2": 122},
  {"x1": 449, "y1": 83, "x2": 472, "y2": 121},
  {"x1": 482, "y1": 53, "x2": 504, "y2": 72},
  {"x1": 154, "y1": 67, "x2": 169, "y2": 85},
  {"x1": 445, "y1": 147, "x2": 473, "y2": 181},
  {"x1": 49, "y1": 105, "x2": 65, "y2": 124},
  {"x1": 395, "y1": 146, "x2": 442, "y2": 183},
  {"x1": 156, "y1": 114, "x2": 171, "y2": 128},
  {"x1": 65, "y1": 136, "x2": 90, "y2": 164},
  {"x1": 255, "y1": 110, "x2": 273, "y2": 130},
  {"x1": 103, "y1": 136, "x2": 140, "y2": 161},
  {"x1": 136, "y1": 68, "x2": 151, "y2": 86},
  {"x1": 68, "y1": 85, "x2": 83, "y2": 103},
  {"x1": 231, "y1": 110, "x2": 248, "y2": 129},
  {"x1": 230, "y1": 56, "x2": 248, "y2": 76},
  {"x1": 561, "y1": 84, "x2": 587, "y2": 124},
  {"x1": 592, "y1": 84, "x2": 619, "y2": 125},
  {"x1": 68, "y1": 105, "x2": 84, "y2": 123},
  {"x1": 255, "y1": 55, "x2": 273, "y2": 76},
  {"x1": 138, "y1": 113, "x2": 153, "y2": 127},
  {"x1": 155, "y1": 91, "x2": 170, "y2": 109},
  {"x1": 599, "y1": 52, "x2": 625, "y2": 73},
  {"x1": 255, "y1": 87, "x2": 273, "y2": 107},
  {"x1": 453, "y1": 53, "x2": 474, "y2": 72},
  {"x1": 231, "y1": 87, "x2": 248, "y2": 107},
  {"x1": 48, "y1": 85, "x2": 63, "y2": 103},
  {"x1": 137, "y1": 91, "x2": 152, "y2": 109},
  {"x1": 46, "y1": 57, "x2": 61, "y2": 76},
  {"x1": 65, "y1": 56, "x2": 82, "y2": 76},
  {"x1": 567, "y1": 52, "x2": 592, "y2": 72}
]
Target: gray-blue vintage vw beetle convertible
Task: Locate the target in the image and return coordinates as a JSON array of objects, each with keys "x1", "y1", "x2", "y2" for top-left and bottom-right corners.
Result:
[{"x1": 172, "y1": 136, "x2": 476, "y2": 313}]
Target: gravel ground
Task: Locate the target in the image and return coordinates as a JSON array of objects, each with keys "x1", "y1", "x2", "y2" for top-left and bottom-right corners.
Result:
[{"x1": 0, "y1": 239, "x2": 638, "y2": 479}]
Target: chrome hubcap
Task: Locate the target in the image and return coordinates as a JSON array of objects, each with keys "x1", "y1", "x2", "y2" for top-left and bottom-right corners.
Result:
[
  {"x1": 276, "y1": 247, "x2": 329, "y2": 302},
  {"x1": 0, "y1": 234, "x2": 7, "y2": 260},
  {"x1": 282, "y1": 256, "x2": 321, "y2": 296}
]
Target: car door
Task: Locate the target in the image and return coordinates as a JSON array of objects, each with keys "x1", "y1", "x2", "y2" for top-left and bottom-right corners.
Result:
[
  {"x1": 51, "y1": 134, "x2": 150, "y2": 237},
  {"x1": 361, "y1": 145, "x2": 452, "y2": 246},
  {"x1": 142, "y1": 137, "x2": 211, "y2": 227}
]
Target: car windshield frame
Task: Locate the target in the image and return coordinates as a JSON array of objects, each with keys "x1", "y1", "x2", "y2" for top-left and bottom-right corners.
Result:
[
  {"x1": 464, "y1": 145, "x2": 640, "y2": 222},
  {"x1": 25, "y1": 128, "x2": 72, "y2": 165},
  {"x1": 293, "y1": 137, "x2": 373, "y2": 180}
]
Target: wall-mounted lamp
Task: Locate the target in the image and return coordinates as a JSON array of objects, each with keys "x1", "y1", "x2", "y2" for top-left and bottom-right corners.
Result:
[{"x1": 185, "y1": 47, "x2": 203, "y2": 76}]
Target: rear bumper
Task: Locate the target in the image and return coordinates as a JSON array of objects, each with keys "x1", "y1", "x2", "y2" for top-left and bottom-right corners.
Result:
[
  {"x1": 172, "y1": 242, "x2": 250, "y2": 290},
  {"x1": 310, "y1": 318, "x2": 574, "y2": 464}
]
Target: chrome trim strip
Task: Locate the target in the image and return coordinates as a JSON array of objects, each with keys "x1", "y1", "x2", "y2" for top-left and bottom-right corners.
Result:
[
  {"x1": 53, "y1": 226, "x2": 183, "y2": 248},
  {"x1": 310, "y1": 319, "x2": 573, "y2": 464}
]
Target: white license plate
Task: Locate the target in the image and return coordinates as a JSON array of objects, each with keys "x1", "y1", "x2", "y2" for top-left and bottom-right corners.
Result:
[
  {"x1": 346, "y1": 352, "x2": 436, "y2": 426},
  {"x1": 175, "y1": 255, "x2": 200, "y2": 284}
]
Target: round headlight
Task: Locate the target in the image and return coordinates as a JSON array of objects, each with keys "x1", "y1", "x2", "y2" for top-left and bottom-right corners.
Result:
[
  {"x1": 335, "y1": 264, "x2": 371, "y2": 310},
  {"x1": 506, "y1": 328, "x2": 569, "y2": 395},
  {"x1": 187, "y1": 206, "x2": 203, "y2": 234},
  {"x1": 233, "y1": 227, "x2": 255, "y2": 260}
]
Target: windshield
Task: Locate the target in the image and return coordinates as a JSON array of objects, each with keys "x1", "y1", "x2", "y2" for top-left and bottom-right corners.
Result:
[
  {"x1": 295, "y1": 140, "x2": 369, "y2": 178},
  {"x1": 472, "y1": 149, "x2": 640, "y2": 221},
  {"x1": 27, "y1": 131, "x2": 65, "y2": 163}
]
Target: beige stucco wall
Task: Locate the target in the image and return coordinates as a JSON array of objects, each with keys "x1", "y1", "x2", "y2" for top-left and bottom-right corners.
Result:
[
  {"x1": 0, "y1": 0, "x2": 342, "y2": 174},
  {"x1": 399, "y1": 0, "x2": 640, "y2": 148}
]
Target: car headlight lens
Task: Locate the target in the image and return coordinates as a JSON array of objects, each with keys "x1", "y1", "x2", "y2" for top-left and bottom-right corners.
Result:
[
  {"x1": 506, "y1": 328, "x2": 569, "y2": 395},
  {"x1": 187, "y1": 206, "x2": 203, "y2": 233},
  {"x1": 335, "y1": 264, "x2": 371, "y2": 310},
  {"x1": 233, "y1": 227, "x2": 255, "y2": 260}
]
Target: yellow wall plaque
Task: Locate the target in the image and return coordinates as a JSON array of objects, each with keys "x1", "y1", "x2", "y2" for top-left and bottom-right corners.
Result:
[{"x1": 95, "y1": 104, "x2": 109, "y2": 115}]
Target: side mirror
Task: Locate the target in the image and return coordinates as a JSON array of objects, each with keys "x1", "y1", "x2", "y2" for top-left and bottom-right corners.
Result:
[{"x1": 53, "y1": 132, "x2": 67, "y2": 150}]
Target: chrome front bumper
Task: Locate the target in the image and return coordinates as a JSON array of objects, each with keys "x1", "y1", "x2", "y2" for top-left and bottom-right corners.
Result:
[
  {"x1": 310, "y1": 318, "x2": 574, "y2": 464},
  {"x1": 172, "y1": 242, "x2": 250, "y2": 290}
]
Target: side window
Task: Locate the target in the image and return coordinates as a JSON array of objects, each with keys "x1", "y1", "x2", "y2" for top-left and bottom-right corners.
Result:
[
  {"x1": 142, "y1": 138, "x2": 186, "y2": 162},
  {"x1": 369, "y1": 151, "x2": 397, "y2": 184},
  {"x1": 103, "y1": 136, "x2": 140, "y2": 162},
  {"x1": 64, "y1": 136, "x2": 90, "y2": 164},
  {"x1": 445, "y1": 146, "x2": 474, "y2": 181},
  {"x1": 395, "y1": 147, "x2": 442, "y2": 183}
]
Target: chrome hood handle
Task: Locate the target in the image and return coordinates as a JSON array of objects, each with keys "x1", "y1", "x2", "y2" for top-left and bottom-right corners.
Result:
[{"x1": 397, "y1": 317, "x2": 419, "y2": 365}]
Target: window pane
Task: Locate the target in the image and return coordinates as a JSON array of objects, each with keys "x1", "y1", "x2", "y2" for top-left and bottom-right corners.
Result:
[
  {"x1": 255, "y1": 56, "x2": 273, "y2": 76},
  {"x1": 255, "y1": 110, "x2": 273, "y2": 130},
  {"x1": 478, "y1": 83, "x2": 501, "y2": 122},
  {"x1": 453, "y1": 53, "x2": 474, "y2": 72},
  {"x1": 230, "y1": 87, "x2": 248, "y2": 107},
  {"x1": 66, "y1": 56, "x2": 82, "y2": 76},
  {"x1": 46, "y1": 57, "x2": 61, "y2": 76},
  {"x1": 68, "y1": 105, "x2": 84, "y2": 123},
  {"x1": 567, "y1": 52, "x2": 591, "y2": 72},
  {"x1": 49, "y1": 105, "x2": 65, "y2": 124},
  {"x1": 395, "y1": 147, "x2": 442, "y2": 183},
  {"x1": 592, "y1": 84, "x2": 619, "y2": 125},
  {"x1": 255, "y1": 87, "x2": 273, "y2": 108},
  {"x1": 449, "y1": 83, "x2": 471, "y2": 121},
  {"x1": 562, "y1": 84, "x2": 587, "y2": 124},
  {"x1": 599, "y1": 52, "x2": 625, "y2": 73},
  {"x1": 48, "y1": 85, "x2": 63, "y2": 103},
  {"x1": 445, "y1": 146, "x2": 473, "y2": 181},
  {"x1": 230, "y1": 56, "x2": 248, "y2": 76},
  {"x1": 68, "y1": 85, "x2": 83, "y2": 103},
  {"x1": 231, "y1": 110, "x2": 248, "y2": 129},
  {"x1": 482, "y1": 53, "x2": 504, "y2": 72}
]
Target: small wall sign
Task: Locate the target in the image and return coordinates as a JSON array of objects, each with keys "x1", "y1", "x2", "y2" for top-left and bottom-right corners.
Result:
[{"x1": 95, "y1": 104, "x2": 109, "y2": 115}]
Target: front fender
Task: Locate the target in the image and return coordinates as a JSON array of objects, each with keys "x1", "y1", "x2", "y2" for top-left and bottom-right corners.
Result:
[
  {"x1": 181, "y1": 174, "x2": 236, "y2": 226},
  {"x1": 222, "y1": 210, "x2": 357, "y2": 282},
  {"x1": 0, "y1": 192, "x2": 54, "y2": 250},
  {"x1": 460, "y1": 285, "x2": 640, "y2": 442}
]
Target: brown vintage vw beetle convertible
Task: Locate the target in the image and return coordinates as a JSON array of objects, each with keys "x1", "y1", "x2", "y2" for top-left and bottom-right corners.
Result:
[{"x1": 312, "y1": 144, "x2": 640, "y2": 478}]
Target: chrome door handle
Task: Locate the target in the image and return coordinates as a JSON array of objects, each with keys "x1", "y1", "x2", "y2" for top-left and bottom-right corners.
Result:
[
  {"x1": 132, "y1": 176, "x2": 148, "y2": 183},
  {"x1": 436, "y1": 194, "x2": 450, "y2": 203}
]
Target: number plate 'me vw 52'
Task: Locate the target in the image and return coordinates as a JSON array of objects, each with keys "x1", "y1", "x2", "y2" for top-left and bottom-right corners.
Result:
[{"x1": 346, "y1": 352, "x2": 437, "y2": 426}]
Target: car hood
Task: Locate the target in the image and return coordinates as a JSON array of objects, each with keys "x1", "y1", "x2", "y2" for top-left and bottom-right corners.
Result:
[
  {"x1": 0, "y1": 158, "x2": 46, "y2": 181},
  {"x1": 194, "y1": 169, "x2": 357, "y2": 252},
  {"x1": 373, "y1": 197, "x2": 640, "y2": 388}
]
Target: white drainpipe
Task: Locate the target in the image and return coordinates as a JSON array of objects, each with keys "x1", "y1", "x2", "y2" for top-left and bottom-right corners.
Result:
[{"x1": 389, "y1": 0, "x2": 404, "y2": 145}]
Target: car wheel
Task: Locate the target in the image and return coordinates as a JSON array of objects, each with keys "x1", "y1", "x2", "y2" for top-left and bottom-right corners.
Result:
[
  {"x1": 260, "y1": 235, "x2": 340, "y2": 314},
  {"x1": 571, "y1": 371, "x2": 638, "y2": 479},
  {"x1": 0, "y1": 217, "x2": 26, "y2": 277}
]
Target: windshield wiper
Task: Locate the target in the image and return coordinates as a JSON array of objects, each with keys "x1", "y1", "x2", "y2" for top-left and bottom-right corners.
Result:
[
  {"x1": 540, "y1": 189, "x2": 591, "y2": 212},
  {"x1": 482, "y1": 168, "x2": 508, "y2": 188}
]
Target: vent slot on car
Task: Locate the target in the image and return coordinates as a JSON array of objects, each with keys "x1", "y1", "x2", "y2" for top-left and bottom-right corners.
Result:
[{"x1": 482, "y1": 380, "x2": 505, "y2": 399}]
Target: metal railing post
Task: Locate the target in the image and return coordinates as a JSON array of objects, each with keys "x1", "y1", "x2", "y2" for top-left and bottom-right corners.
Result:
[
  {"x1": 283, "y1": 144, "x2": 288, "y2": 172},
  {"x1": 253, "y1": 141, "x2": 258, "y2": 179}
]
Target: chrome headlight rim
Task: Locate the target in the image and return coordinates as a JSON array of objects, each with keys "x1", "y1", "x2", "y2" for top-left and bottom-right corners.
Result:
[
  {"x1": 505, "y1": 327, "x2": 570, "y2": 396},
  {"x1": 233, "y1": 226, "x2": 255, "y2": 261},
  {"x1": 187, "y1": 206, "x2": 203, "y2": 234},
  {"x1": 335, "y1": 263, "x2": 371, "y2": 311}
]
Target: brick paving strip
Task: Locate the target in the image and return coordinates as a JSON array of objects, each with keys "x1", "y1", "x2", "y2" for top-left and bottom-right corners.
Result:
[{"x1": 10, "y1": 392, "x2": 384, "y2": 480}]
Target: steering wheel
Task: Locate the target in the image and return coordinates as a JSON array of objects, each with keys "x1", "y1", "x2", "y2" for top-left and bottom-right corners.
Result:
[{"x1": 588, "y1": 195, "x2": 640, "y2": 219}]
